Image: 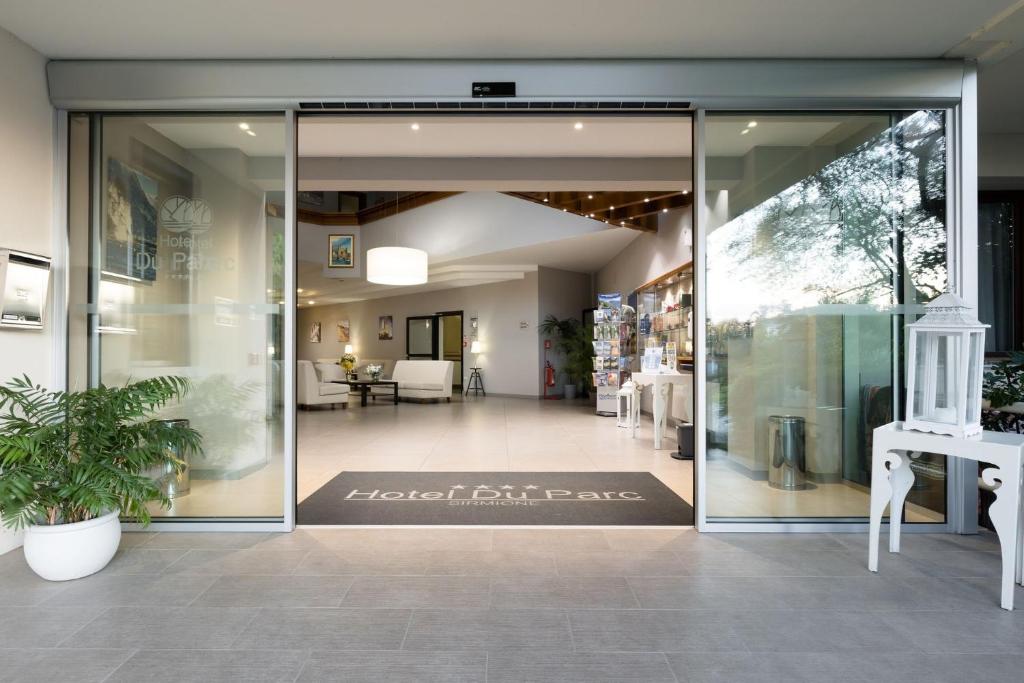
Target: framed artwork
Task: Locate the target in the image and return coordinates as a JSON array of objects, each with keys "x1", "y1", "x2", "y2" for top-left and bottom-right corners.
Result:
[
  {"x1": 328, "y1": 234, "x2": 355, "y2": 269},
  {"x1": 336, "y1": 319, "x2": 351, "y2": 343},
  {"x1": 298, "y1": 190, "x2": 325, "y2": 207},
  {"x1": 309, "y1": 321, "x2": 322, "y2": 343},
  {"x1": 378, "y1": 315, "x2": 393, "y2": 340},
  {"x1": 105, "y1": 158, "x2": 159, "y2": 281}
]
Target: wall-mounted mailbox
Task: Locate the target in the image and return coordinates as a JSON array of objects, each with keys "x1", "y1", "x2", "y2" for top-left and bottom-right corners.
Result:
[{"x1": 0, "y1": 249, "x2": 51, "y2": 330}]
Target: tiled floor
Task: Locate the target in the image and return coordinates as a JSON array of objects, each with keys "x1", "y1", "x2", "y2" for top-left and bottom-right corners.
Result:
[{"x1": 0, "y1": 527, "x2": 1020, "y2": 682}]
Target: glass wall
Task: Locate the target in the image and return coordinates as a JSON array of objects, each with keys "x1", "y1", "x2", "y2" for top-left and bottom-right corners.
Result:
[
  {"x1": 68, "y1": 114, "x2": 286, "y2": 520},
  {"x1": 703, "y1": 111, "x2": 948, "y2": 522}
]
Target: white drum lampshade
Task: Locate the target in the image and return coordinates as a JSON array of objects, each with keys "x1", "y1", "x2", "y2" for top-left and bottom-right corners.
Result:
[
  {"x1": 366, "y1": 247, "x2": 428, "y2": 285},
  {"x1": 904, "y1": 292, "x2": 988, "y2": 438},
  {"x1": 470, "y1": 340, "x2": 482, "y2": 354}
]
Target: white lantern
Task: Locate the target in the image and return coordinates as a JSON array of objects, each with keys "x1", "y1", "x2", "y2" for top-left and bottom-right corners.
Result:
[{"x1": 903, "y1": 292, "x2": 988, "y2": 438}]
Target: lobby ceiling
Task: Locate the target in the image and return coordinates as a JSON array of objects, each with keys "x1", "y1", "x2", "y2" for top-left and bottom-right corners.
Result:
[{"x1": 0, "y1": 0, "x2": 1017, "y2": 60}]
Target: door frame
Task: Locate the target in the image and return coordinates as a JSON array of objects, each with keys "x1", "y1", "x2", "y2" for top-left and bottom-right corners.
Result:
[
  {"x1": 406, "y1": 314, "x2": 439, "y2": 360},
  {"x1": 436, "y1": 309, "x2": 464, "y2": 390}
]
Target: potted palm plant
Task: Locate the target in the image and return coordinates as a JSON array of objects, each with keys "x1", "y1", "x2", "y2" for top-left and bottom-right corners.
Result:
[
  {"x1": 0, "y1": 375, "x2": 201, "y2": 581},
  {"x1": 538, "y1": 315, "x2": 593, "y2": 399}
]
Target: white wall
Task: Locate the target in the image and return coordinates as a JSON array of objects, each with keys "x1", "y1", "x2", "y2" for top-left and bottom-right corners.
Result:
[
  {"x1": 594, "y1": 207, "x2": 693, "y2": 295},
  {"x1": 297, "y1": 272, "x2": 544, "y2": 396},
  {"x1": 0, "y1": 27, "x2": 53, "y2": 554},
  {"x1": 537, "y1": 267, "x2": 593, "y2": 394}
]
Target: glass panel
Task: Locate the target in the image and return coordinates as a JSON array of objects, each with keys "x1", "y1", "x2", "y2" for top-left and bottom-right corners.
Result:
[
  {"x1": 71, "y1": 114, "x2": 286, "y2": 519},
  {"x1": 704, "y1": 111, "x2": 947, "y2": 522},
  {"x1": 967, "y1": 331, "x2": 982, "y2": 424},
  {"x1": 978, "y1": 200, "x2": 1015, "y2": 353}
]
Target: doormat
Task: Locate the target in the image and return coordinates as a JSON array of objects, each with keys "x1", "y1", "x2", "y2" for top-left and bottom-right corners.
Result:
[{"x1": 297, "y1": 471, "x2": 693, "y2": 526}]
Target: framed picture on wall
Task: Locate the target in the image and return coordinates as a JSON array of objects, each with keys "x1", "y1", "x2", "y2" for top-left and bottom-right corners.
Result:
[
  {"x1": 309, "y1": 321, "x2": 321, "y2": 343},
  {"x1": 378, "y1": 315, "x2": 393, "y2": 340},
  {"x1": 337, "y1": 319, "x2": 350, "y2": 343},
  {"x1": 104, "y1": 158, "x2": 159, "y2": 282},
  {"x1": 328, "y1": 234, "x2": 355, "y2": 269}
]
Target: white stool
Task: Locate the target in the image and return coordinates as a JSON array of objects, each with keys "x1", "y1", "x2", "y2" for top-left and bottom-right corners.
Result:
[{"x1": 616, "y1": 381, "x2": 640, "y2": 438}]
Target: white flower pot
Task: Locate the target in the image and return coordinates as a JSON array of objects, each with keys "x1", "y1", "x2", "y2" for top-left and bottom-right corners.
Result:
[{"x1": 24, "y1": 510, "x2": 121, "y2": 581}]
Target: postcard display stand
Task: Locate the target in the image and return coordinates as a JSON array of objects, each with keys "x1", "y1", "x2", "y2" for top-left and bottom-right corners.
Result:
[{"x1": 594, "y1": 293, "x2": 635, "y2": 416}]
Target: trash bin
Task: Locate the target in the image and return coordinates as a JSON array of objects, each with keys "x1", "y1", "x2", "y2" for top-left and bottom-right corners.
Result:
[
  {"x1": 767, "y1": 415, "x2": 806, "y2": 490},
  {"x1": 673, "y1": 423, "x2": 694, "y2": 460},
  {"x1": 146, "y1": 419, "x2": 191, "y2": 498}
]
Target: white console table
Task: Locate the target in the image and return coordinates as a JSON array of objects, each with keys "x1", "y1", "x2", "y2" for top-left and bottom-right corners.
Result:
[
  {"x1": 868, "y1": 421, "x2": 1024, "y2": 610},
  {"x1": 631, "y1": 371, "x2": 691, "y2": 450}
]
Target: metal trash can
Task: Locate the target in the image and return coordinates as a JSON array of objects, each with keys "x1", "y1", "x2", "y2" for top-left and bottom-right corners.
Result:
[
  {"x1": 673, "y1": 423, "x2": 694, "y2": 460},
  {"x1": 767, "y1": 415, "x2": 806, "y2": 491},
  {"x1": 146, "y1": 419, "x2": 191, "y2": 498}
]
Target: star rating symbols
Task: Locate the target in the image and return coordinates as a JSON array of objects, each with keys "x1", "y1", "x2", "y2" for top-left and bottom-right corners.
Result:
[
  {"x1": 451, "y1": 485, "x2": 465, "y2": 490},
  {"x1": 475, "y1": 485, "x2": 491, "y2": 490},
  {"x1": 524, "y1": 485, "x2": 539, "y2": 490},
  {"x1": 500, "y1": 485, "x2": 514, "y2": 490}
]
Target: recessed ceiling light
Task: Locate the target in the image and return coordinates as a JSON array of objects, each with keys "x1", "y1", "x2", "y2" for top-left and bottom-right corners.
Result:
[
  {"x1": 644, "y1": 197, "x2": 650, "y2": 203},
  {"x1": 308, "y1": 300, "x2": 316, "y2": 305},
  {"x1": 609, "y1": 206, "x2": 615, "y2": 210},
  {"x1": 543, "y1": 197, "x2": 548, "y2": 202},
  {"x1": 278, "y1": 300, "x2": 285, "y2": 305},
  {"x1": 588, "y1": 213, "x2": 594, "y2": 218},
  {"x1": 297, "y1": 288, "x2": 304, "y2": 293},
  {"x1": 747, "y1": 120, "x2": 758, "y2": 128},
  {"x1": 410, "y1": 122, "x2": 420, "y2": 131},
  {"x1": 245, "y1": 130, "x2": 256, "y2": 136},
  {"x1": 604, "y1": 220, "x2": 609, "y2": 224},
  {"x1": 682, "y1": 190, "x2": 690, "y2": 195},
  {"x1": 238, "y1": 122, "x2": 250, "y2": 131},
  {"x1": 574, "y1": 122, "x2": 584, "y2": 130},
  {"x1": 740, "y1": 129, "x2": 750, "y2": 135},
  {"x1": 620, "y1": 221, "x2": 625, "y2": 225},
  {"x1": 662, "y1": 208, "x2": 669, "y2": 213}
]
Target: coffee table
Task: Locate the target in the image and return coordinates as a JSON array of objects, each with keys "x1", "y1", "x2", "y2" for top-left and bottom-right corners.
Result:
[{"x1": 335, "y1": 379, "x2": 398, "y2": 407}]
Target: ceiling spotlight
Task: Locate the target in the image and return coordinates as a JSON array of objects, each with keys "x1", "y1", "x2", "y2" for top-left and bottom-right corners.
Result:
[
  {"x1": 662, "y1": 208, "x2": 669, "y2": 213},
  {"x1": 543, "y1": 197, "x2": 548, "y2": 202},
  {"x1": 278, "y1": 300, "x2": 285, "y2": 305},
  {"x1": 747, "y1": 120, "x2": 758, "y2": 128},
  {"x1": 410, "y1": 122, "x2": 420, "y2": 131},
  {"x1": 609, "y1": 205, "x2": 615, "y2": 210},
  {"x1": 588, "y1": 213, "x2": 594, "y2": 218},
  {"x1": 238, "y1": 122, "x2": 250, "y2": 131},
  {"x1": 683, "y1": 190, "x2": 690, "y2": 195},
  {"x1": 740, "y1": 129, "x2": 750, "y2": 135},
  {"x1": 574, "y1": 122, "x2": 584, "y2": 130},
  {"x1": 604, "y1": 220, "x2": 609, "y2": 224},
  {"x1": 620, "y1": 221, "x2": 625, "y2": 225},
  {"x1": 308, "y1": 301, "x2": 316, "y2": 305},
  {"x1": 587, "y1": 194, "x2": 593, "y2": 200},
  {"x1": 562, "y1": 208, "x2": 568, "y2": 212},
  {"x1": 644, "y1": 197, "x2": 650, "y2": 203},
  {"x1": 245, "y1": 130, "x2": 256, "y2": 136},
  {"x1": 297, "y1": 288, "x2": 304, "y2": 293}
]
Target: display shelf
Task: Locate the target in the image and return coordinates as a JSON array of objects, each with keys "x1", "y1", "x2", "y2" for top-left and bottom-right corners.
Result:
[
  {"x1": 636, "y1": 263, "x2": 693, "y2": 373},
  {"x1": 593, "y1": 292, "x2": 635, "y2": 416}
]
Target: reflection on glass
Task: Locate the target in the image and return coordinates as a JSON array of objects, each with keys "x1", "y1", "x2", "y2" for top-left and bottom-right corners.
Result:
[
  {"x1": 704, "y1": 112, "x2": 947, "y2": 521},
  {"x1": 978, "y1": 200, "x2": 1015, "y2": 353},
  {"x1": 83, "y1": 114, "x2": 286, "y2": 519}
]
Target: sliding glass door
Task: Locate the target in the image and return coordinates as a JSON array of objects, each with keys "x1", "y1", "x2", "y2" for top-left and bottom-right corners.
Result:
[
  {"x1": 68, "y1": 113, "x2": 289, "y2": 522},
  {"x1": 701, "y1": 111, "x2": 949, "y2": 523}
]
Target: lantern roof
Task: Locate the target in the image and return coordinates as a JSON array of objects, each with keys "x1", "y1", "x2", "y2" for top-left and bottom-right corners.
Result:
[{"x1": 908, "y1": 291, "x2": 988, "y2": 329}]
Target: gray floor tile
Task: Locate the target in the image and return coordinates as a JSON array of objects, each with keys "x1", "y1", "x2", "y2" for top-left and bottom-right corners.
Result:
[
  {"x1": 342, "y1": 576, "x2": 491, "y2": 609},
  {"x1": 879, "y1": 609, "x2": 1024, "y2": 653},
  {"x1": 0, "y1": 561, "x2": 73, "y2": 606},
  {"x1": 117, "y1": 532, "x2": 157, "y2": 549},
  {"x1": 163, "y1": 548, "x2": 310, "y2": 575},
  {"x1": 313, "y1": 528, "x2": 494, "y2": 553},
  {"x1": 106, "y1": 649, "x2": 308, "y2": 682},
  {"x1": 493, "y1": 529, "x2": 611, "y2": 552},
  {"x1": 666, "y1": 652, "x2": 866, "y2": 683},
  {"x1": 102, "y1": 547, "x2": 190, "y2": 575},
  {"x1": 195, "y1": 575, "x2": 354, "y2": 608},
  {"x1": 0, "y1": 647, "x2": 134, "y2": 683},
  {"x1": 568, "y1": 609, "x2": 739, "y2": 652},
  {"x1": 402, "y1": 609, "x2": 572, "y2": 651},
  {"x1": 697, "y1": 533, "x2": 847, "y2": 553},
  {"x1": 728, "y1": 609, "x2": 920, "y2": 653},
  {"x1": 555, "y1": 550, "x2": 686, "y2": 577},
  {"x1": 294, "y1": 550, "x2": 430, "y2": 576},
  {"x1": 0, "y1": 607, "x2": 104, "y2": 648},
  {"x1": 418, "y1": 550, "x2": 559, "y2": 577},
  {"x1": 39, "y1": 573, "x2": 218, "y2": 608},
  {"x1": 628, "y1": 576, "x2": 793, "y2": 610},
  {"x1": 490, "y1": 577, "x2": 639, "y2": 609},
  {"x1": 59, "y1": 606, "x2": 257, "y2": 649},
  {"x1": 487, "y1": 651, "x2": 676, "y2": 683},
  {"x1": 144, "y1": 532, "x2": 273, "y2": 549},
  {"x1": 297, "y1": 650, "x2": 486, "y2": 682},
  {"x1": 234, "y1": 608, "x2": 411, "y2": 650},
  {"x1": 603, "y1": 529, "x2": 707, "y2": 553}
]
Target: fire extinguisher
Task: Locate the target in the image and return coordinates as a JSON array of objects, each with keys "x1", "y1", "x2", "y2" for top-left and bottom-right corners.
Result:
[{"x1": 545, "y1": 361, "x2": 556, "y2": 387}]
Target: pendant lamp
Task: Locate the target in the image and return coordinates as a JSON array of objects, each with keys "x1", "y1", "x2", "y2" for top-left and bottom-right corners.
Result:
[{"x1": 366, "y1": 246, "x2": 428, "y2": 285}]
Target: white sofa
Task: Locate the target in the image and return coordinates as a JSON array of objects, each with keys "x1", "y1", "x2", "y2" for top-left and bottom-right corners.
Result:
[
  {"x1": 297, "y1": 360, "x2": 349, "y2": 409},
  {"x1": 372, "y1": 360, "x2": 453, "y2": 402}
]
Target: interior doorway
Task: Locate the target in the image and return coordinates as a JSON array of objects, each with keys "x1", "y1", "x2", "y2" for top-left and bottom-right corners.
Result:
[{"x1": 293, "y1": 113, "x2": 696, "y2": 527}]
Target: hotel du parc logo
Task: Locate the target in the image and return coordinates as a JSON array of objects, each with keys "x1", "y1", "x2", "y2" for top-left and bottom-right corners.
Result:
[
  {"x1": 145, "y1": 195, "x2": 235, "y2": 280},
  {"x1": 344, "y1": 482, "x2": 645, "y2": 507}
]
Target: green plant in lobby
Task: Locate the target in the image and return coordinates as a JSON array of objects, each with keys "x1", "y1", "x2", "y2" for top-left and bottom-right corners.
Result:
[
  {"x1": 538, "y1": 315, "x2": 593, "y2": 398},
  {"x1": 0, "y1": 375, "x2": 201, "y2": 580}
]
